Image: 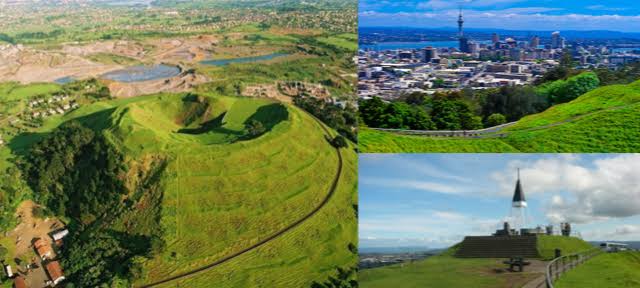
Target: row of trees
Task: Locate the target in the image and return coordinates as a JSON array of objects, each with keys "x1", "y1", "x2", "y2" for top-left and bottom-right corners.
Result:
[
  {"x1": 359, "y1": 94, "x2": 483, "y2": 131},
  {"x1": 294, "y1": 96, "x2": 357, "y2": 142}
]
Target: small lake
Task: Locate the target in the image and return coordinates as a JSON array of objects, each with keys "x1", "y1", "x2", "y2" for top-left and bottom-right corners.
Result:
[
  {"x1": 100, "y1": 64, "x2": 181, "y2": 83},
  {"x1": 200, "y1": 53, "x2": 288, "y2": 66},
  {"x1": 54, "y1": 76, "x2": 76, "y2": 84}
]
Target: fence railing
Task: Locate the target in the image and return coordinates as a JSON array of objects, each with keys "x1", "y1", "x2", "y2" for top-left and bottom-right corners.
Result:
[
  {"x1": 371, "y1": 121, "x2": 518, "y2": 138},
  {"x1": 542, "y1": 248, "x2": 603, "y2": 288}
]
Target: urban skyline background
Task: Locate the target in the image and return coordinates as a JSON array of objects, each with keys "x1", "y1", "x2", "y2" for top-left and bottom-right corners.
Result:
[{"x1": 359, "y1": 0, "x2": 640, "y2": 33}]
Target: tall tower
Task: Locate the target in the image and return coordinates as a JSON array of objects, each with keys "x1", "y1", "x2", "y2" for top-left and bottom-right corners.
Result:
[
  {"x1": 457, "y1": 8, "x2": 464, "y2": 38},
  {"x1": 457, "y1": 8, "x2": 469, "y2": 53},
  {"x1": 510, "y1": 168, "x2": 528, "y2": 231}
]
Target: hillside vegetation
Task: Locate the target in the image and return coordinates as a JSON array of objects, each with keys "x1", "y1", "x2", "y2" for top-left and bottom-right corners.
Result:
[
  {"x1": 555, "y1": 252, "x2": 640, "y2": 288},
  {"x1": 360, "y1": 80, "x2": 640, "y2": 153},
  {"x1": 3, "y1": 91, "x2": 357, "y2": 287}
]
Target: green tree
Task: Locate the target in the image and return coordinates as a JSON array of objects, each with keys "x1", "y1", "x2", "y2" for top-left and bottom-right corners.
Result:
[
  {"x1": 538, "y1": 72, "x2": 600, "y2": 104},
  {"x1": 331, "y1": 135, "x2": 348, "y2": 148},
  {"x1": 245, "y1": 120, "x2": 266, "y2": 137},
  {"x1": 487, "y1": 113, "x2": 507, "y2": 127}
]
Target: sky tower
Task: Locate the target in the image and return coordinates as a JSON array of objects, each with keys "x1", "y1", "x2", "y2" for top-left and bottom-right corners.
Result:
[
  {"x1": 457, "y1": 8, "x2": 464, "y2": 38},
  {"x1": 510, "y1": 168, "x2": 528, "y2": 231}
]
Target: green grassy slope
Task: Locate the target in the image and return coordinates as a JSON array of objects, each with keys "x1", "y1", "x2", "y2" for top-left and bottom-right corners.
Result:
[
  {"x1": 537, "y1": 236, "x2": 594, "y2": 260},
  {"x1": 359, "y1": 253, "x2": 542, "y2": 288},
  {"x1": 1, "y1": 91, "x2": 356, "y2": 286},
  {"x1": 555, "y1": 252, "x2": 640, "y2": 288},
  {"x1": 360, "y1": 80, "x2": 640, "y2": 153},
  {"x1": 360, "y1": 236, "x2": 594, "y2": 287}
]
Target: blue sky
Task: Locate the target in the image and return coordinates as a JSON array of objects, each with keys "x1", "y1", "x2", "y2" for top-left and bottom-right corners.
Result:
[
  {"x1": 359, "y1": 154, "x2": 640, "y2": 249},
  {"x1": 359, "y1": 0, "x2": 640, "y2": 32}
]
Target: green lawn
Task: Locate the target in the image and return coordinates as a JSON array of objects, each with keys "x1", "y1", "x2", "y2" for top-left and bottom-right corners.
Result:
[
  {"x1": 555, "y1": 252, "x2": 640, "y2": 288},
  {"x1": 358, "y1": 128, "x2": 520, "y2": 153},
  {"x1": 537, "y1": 235, "x2": 595, "y2": 260},
  {"x1": 317, "y1": 33, "x2": 358, "y2": 51},
  {"x1": 86, "y1": 53, "x2": 142, "y2": 66},
  {"x1": 359, "y1": 255, "x2": 538, "y2": 288}
]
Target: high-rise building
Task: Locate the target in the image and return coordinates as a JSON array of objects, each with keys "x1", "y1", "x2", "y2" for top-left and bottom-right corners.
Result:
[
  {"x1": 530, "y1": 36, "x2": 540, "y2": 48},
  {"x1": 551, "y1": 31, "x2": 561, "y2": 49},
  {"x1": 492, "y1": 33, "x2": 500, "y2": 44},
  {"x1": 510, "y1": 48, "x2": 522, "y2": 61},
  {"x1": 422, "y1": 47, "x2": 438, "y2": 63},
  {"x1": 459, "y1": 38, "x2": 470, "y2": 53}
]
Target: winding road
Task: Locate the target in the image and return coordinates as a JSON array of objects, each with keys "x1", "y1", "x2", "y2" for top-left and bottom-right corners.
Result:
[{"x1": 137, "y1": 109, "x2": 345, "y2": 287}]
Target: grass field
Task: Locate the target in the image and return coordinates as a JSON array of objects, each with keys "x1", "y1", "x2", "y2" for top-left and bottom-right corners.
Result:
[
  {"x1": 86, "y1": 53, "x2": 143, "y2": 66},
  {"x1": 359, "y1": 255, "x2": 540, "y2": 288},
  {"x1": 360, "y1": 236, "x2": 595, "y2": 288},
  {"x1": 555, "y1": 252, "x2": 640, "y2": 288},
  {"x1": 317, "y1": 33, "x2": 358, "y2": 51},
  {"x1": 0, "y1": 88, "x2": 357, "y2": 286},
  {"x1": 537, "y1": 235, "x2": 595, "y2": 260},
  {"x1": 360, "y1": 80, "x2": 640, "y2": 153}
]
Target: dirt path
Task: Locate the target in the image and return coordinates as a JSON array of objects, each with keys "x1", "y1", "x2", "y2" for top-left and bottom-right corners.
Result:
[{"x1": 137, "y1": 108, "x2": 344, "y2": 287}]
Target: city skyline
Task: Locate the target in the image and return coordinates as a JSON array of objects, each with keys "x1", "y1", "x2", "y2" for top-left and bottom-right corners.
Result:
[
  {"x1": 359, "y1": 0, "x2": 640, "y2": 33},
  {"x1": 359, "y1": 154, "x2": 640, "y2": 249}
]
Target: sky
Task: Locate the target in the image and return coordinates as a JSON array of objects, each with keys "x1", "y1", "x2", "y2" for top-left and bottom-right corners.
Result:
[
  {"x1": 359, "y1": 0, "x2": 640, "y2": 32},
  {"x1": 359, "y1": 154, "x2": 640, "y2": 249}
]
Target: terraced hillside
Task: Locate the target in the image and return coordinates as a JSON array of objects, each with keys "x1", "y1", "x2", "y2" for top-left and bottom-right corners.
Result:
[
  {"x1": 360, "y1": 80, "x2": 640, "y2": 153},
  {"x1": 360, "y1": 236, "x2": 593, "y2": 288},
  {"x1": 1, "y1": 90, "x2": 357, "y2": 287}
]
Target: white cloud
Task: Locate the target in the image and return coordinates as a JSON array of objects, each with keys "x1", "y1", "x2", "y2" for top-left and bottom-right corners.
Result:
[
  {"x1": 492, "y1": 154, "x2": 640, "y2": 224},
  {"x1": 587, "y1": 5, "x2": 627, "y2": 12},
  {"x1": 360, "y1": 177, "x2": 465, "y2": 194}
]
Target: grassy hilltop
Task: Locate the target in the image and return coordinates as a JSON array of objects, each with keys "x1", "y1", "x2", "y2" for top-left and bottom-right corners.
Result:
[
  {"x1": 555, "y1": 251, "x2": 640, "y2": 288},
  {"x1": 360, "y1": 236, "x2": 593, "y2": 288},
  {"x1": 359, "y1": 80, "x2": 640, "y2": 153},
  {"x1": 0, "y1": 86, "x2": 357, "y2": 287}
]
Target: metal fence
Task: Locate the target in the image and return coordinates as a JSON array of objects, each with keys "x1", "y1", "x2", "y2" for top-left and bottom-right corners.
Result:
[{"x1": 542, "y1": 248, "x2": 603, "y2": 288}]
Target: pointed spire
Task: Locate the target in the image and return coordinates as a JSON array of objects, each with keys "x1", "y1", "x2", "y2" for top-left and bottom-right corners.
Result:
[{"x1": 512, "y1": 168, "x2": 526, "y2": 207}]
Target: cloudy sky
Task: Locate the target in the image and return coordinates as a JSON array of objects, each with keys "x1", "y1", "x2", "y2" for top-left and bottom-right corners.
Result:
[
  {"x1": 359, "y1": 0, "x2": 640, "y2": 32},
  {"x1": 359, "y1": 154, "x2": 640, "y2": 249}
]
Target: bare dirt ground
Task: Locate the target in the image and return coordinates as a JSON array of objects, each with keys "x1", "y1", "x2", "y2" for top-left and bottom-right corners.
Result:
[
  {"x1": 478, "y1": 259, "x2": 549, "y2": 288},
  {"x1": 8, "y1": 200, "x2": 65, "y2": 288},
  {"x1": 61, "y1": 40, "x2": 147, "y2": 59},
  {"x1": 108, "y1": 71, "x2": 209, "y2": 98},
  {"x1": 243, "y1": 83, "x2": 293, "y2": 103},
  {"x1": 0, "y1": 44, "x2": 121, "y2": 83},
  {"x1": 148, "y1": 35, "x2": 219, "y2": 63}
]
